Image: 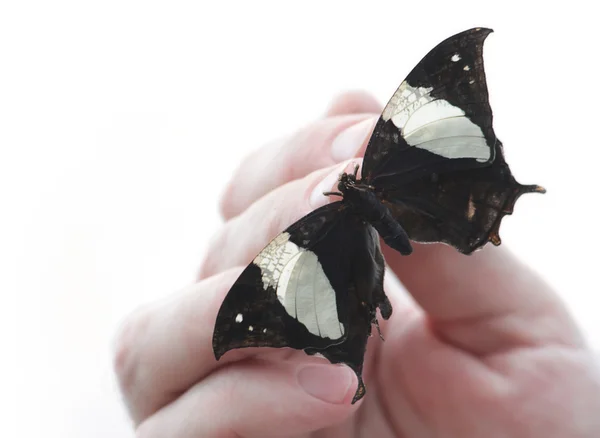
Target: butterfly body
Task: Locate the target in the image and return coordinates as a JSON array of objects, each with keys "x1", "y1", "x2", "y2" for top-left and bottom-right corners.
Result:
[
  {"x1": 330, "y1": 167, "x2": 413, "y2": 256},
  {"x1": 212, "y1": 28, "x2": 545, "y2": 403}
]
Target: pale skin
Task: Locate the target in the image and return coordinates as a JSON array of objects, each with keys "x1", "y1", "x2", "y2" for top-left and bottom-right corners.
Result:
[{"x1": 114, "y1": 91, "x2": 600, "y2": 437}]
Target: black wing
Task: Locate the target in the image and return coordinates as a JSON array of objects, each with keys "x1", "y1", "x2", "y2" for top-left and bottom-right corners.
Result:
[
  {"x1": 363, "y1": 27, "x2": 496, "y2": 185},
  {"x1": 381, "y1": 140, "x2": 545, "y2": 254},
  {"x1": 361, "y1": 27, "x2": 544, "y2": 253},
  {"x1": 213, "y1": 202, "x2": 391, "y2": 403}
]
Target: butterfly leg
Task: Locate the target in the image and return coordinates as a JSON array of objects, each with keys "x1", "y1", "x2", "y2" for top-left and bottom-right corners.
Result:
[
  {"x1": 322, "y1": 191, "x2": 343, "y2": 197},
  {"x1": 371, "y1": 281, "x2": 389, "y2": 340},
  {"x1": 370, "y1": 235, "x2": 393, "y2": 321},
  {"x1": 372, "y1": 314, "x2": 385, "y2": 341},
  {"x1": 362, "y1": 233, "x2": 389, "y2": 339}
]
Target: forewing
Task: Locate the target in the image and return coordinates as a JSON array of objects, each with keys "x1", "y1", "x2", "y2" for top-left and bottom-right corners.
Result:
[
  {"x1": 363, "y1": 27, "x2": 496, "y2": 184},
  {"x1": 212, "y1": 202, "x2": 388, "y2": 403},
  {"x1": 213, "y1": 202, "x2": 347, "y2": 358},
  {"x1": 381, "y1": 140, "x2": 545, "y2": 254}
]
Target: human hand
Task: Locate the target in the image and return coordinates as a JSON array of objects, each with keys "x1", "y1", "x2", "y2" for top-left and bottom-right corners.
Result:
[{"x1": 114, "y1": 91, "x2": 600, "y2": 437}]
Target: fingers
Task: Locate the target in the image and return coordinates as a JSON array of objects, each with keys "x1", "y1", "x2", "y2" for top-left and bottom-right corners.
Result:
[
  {"x1": 384, "y1": 244, "x2": 585, "y2": 355},
  {"x1": 220, "y1": 95, "x2": 379, "y2": 220},
  {"x1": 115, "y1": 259, "x2": 354, "y2": 424},
  {"x1": 201, "y1": 160, "x2": 358, "y2": 279},
  {"x1": 136, "y1": 360, "x2": 359, "y2": 438},
  {"x1": 114, "y1": 268, "x2": 245, "y2": 423},
  {"x1": 220, "y1": 115, "x2": 374, "y2": 220}
]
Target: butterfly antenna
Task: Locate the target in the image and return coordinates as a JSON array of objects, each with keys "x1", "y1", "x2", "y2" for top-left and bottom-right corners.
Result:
[{"x1": 373, "y1": 318, "x2": 385, "y2": 341}]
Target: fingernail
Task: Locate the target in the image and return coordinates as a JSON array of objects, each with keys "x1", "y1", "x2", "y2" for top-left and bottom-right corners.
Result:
[
  {"x1": 331, "y1": 117, "x2": 376, "y2": 162},
  {"x1": 309, "y1": 163, "x2": 347, "y2": 209},
  {"x1": 297, "y1": 364, "x2": 354, "y2": 404}
]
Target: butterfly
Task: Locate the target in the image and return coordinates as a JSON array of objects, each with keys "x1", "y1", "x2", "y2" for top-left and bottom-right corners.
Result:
[{"x1": 212, "y1": 27, "x2": 545, "y2": 403}]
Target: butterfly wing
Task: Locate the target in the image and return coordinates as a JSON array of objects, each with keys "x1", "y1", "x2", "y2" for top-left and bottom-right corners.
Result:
[
  {"x1": 381, "y1": 140, "x2": 545, "y2": 254},
  {"x1": 361, "y1": 27, "x2": 544, "y2": 253},
  {"x1": 213, "y1": 202, "x2": 390, "y2": 403},
  {"x1": 362, "y1": 27, "x2": 496, "y2": 185}
]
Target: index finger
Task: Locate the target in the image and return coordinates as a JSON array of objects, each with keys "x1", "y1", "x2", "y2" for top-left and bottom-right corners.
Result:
[
  {"x1": 220, "y1": 91, "x2": 382, "y2": 220},
  {"x1": 220, "y1": 114, "x2": 375, "y2": 219}
]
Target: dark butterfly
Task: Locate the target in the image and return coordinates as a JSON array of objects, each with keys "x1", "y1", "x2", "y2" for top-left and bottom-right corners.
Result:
[{"x1": 212, "y1": 28, "x2": 545, "y2": 403}]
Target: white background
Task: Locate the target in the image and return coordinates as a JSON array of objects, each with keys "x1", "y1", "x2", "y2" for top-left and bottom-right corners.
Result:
[{"x1": 2, "y1": 1, "x2": 598, "y2": 437}]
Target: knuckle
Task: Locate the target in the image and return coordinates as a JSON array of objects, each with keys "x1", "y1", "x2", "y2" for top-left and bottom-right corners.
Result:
[
  {"x1": 278, "y1": 120, "x2": 331, "y2": 181},
  {"x1": 198, "y1": 224, "x2": 231, "y2": 279},
  {"x1": 113, "y1": 306, "x2": 150, "y2": 398},
  {"x1": 218, "y1": 144, "x2": 269, "y2": 220},
  {"x1": 112, "y1": 319, "x2": 134, "y2": 386},
  {"x1": 218, "y1": 157, "x2": 249, "y2": 220},
  {"x1": 218, "y1": 178, "x2": 237, "y2": 220}
]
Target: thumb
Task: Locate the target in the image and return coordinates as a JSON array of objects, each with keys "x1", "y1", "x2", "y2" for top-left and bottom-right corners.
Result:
[{"x1": 136, "y1": 359, "x2": 359, "y2": 437}]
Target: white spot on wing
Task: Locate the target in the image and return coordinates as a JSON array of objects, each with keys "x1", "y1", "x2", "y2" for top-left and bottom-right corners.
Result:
[
  {"x1": 451, "y1": 53, "x2": 461, "y2": 62},
  {"x1": 463, "y1": 65, "x2": 470, "y2": 71},
  {"x1": 235, "y1": 313, "x2": 243, "y2": 323},
  {"x1": 248, "y1": 325, "x2": 254, "y2": 332}
]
